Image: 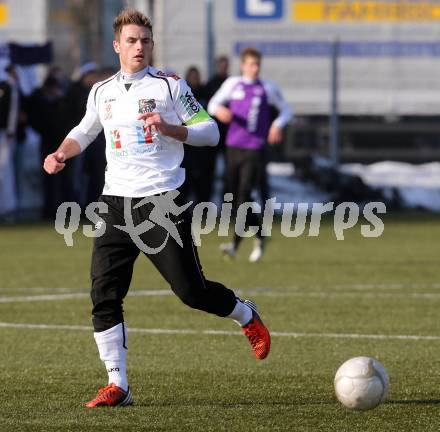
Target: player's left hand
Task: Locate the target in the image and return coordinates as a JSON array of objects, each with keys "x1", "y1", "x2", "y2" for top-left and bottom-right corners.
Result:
[
  {"x1": 138, "y1": 112, "x2": 170, "y2": 136},
  {"x1": 268, "y1": 124, "x2": 283, "y2": 145}
]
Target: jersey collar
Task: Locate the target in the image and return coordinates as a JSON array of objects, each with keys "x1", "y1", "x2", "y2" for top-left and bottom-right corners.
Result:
[
  {"x1": 242, "y1": 76, "x2": 259, "y2": 85},
  {"x1": 120, "y1": 66, "x2": 150, "y2": 83}
]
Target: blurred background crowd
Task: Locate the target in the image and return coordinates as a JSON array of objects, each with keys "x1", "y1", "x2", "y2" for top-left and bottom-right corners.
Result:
[
  {"x1": 0, "y1": 55, "x2": 234, "y2": 221},
  {"x1": 1, "y1": 61, "x2": 110, "y2": 220}
]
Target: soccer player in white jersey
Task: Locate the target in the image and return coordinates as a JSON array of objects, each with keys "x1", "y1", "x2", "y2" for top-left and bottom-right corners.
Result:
[{"x1": 43, "y1": 9, "x2": 270, "y2": 408}]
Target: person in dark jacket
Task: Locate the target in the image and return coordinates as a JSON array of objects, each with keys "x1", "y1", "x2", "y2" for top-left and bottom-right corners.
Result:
[
  {"x1": 28, "y1": 73, "x2": 70, "y2": 219},
  {"x1": 62, "y1": 62, "x2": 101, "y2": 208},
  {"x1": 180, "y1": 65, "x2": 216, "y2": 205},
  {"x1": 0, "y1": 65, "x2": 19, "y2": 219}
]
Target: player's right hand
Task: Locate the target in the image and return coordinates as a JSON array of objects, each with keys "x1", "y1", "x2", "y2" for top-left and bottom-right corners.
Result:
[{"x1": 43, "y1": 152, "x2": 66, "y2": 174}]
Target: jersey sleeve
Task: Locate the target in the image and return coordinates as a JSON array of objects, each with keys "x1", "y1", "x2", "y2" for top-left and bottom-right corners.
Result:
[
  {"x1": 172, "y1": 78, "x2": 212, "y2": 126},
  {"x1": 172, "y1": 78, "x2": 219, "y2": 146},
  {"x1": 66, "y1": 85, "x2": 103, "y2": 152},
  {"x1": 207, "y1": 77, "x2": 240, "y2": 116},
  {"x1": 263, "y1": 80, "x2": 293, "y2": 129}
]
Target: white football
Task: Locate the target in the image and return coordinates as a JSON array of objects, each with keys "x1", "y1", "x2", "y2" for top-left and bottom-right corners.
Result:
[{"x1": 334, "y1": 356, "x2": 389, "y2": 410}]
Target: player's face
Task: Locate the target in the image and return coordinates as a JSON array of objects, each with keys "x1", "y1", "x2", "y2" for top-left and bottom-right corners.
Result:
[
  {"x1": 113, "y1": 24, "x2": 154, "y2": 73},
  {"x1": 241, "y1": 56, "x2": 260, "y2": 81}
]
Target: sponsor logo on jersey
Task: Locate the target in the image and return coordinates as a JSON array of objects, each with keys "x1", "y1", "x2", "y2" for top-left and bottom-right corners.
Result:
[
  {"x1": 156, "y1": 70, "x2": 181, "y2": 81},
  {"x1": 131, "y1": 144, "x2": 163, "y2": 155},
  {"x1": 231, "y1": 87, "x2": 245, "y2": 100},
  {"x1": 112, "y1": 149, "x2": 129, "y2": 157},
  {"x1": 138, "y1": 98, "x2": 156, "y2": 114},
  {"x1": 248, "y1": 96, "x2": 262, "y2": 132},
  {"x1": 104, "y1": 103, "x2": 113, "y2": 120},
  {"x1": 104, "y1": 97, "x2": 116, "y2": 103},
  {"x1": 108, "y1": 127, "x2": 161, "y2": 156},
  {"x1": 179, "y1": 91, "x2": 200, "y2": 116},
  {"x1": 136, "y1": 125, "x2": 154, "y2": 145},
  {"x1": 110, "y1": 129, "x2": 121, "y2": 149}
]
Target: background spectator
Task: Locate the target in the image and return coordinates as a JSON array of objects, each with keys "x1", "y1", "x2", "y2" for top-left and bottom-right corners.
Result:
[
  {"x1": 63, "y1": 62, "x2": 100, "y2": 208},
  {"x1": 28, "y1": 72, "x2": 69, "y2": 219},
  {"x1": 0, "y1": 65, "x2": 20, "y2": 220},
  {"x1": 181, "y1": 65, "x2": 220, "y2": 205}
]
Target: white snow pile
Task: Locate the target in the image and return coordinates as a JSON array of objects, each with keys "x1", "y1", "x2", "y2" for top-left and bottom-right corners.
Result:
[
  {"x1": 267, "y1": 162, "x2": 331, "y2": 205},
  {"x1": 341, "y1": 161, "x2": 440, "y2": 211}
]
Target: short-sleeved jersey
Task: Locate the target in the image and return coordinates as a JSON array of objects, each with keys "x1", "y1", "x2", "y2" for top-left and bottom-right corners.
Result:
[
  {"x1": 68, "y1": 66, "x2": 213, "y2": 197},
  {"x1": 208, "y1": 76, "x2": 292, "y2": 150}
]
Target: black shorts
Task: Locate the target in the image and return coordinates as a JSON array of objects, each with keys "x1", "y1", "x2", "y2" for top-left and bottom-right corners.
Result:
[{"x1": 90, "y1": 193, "x2": 237, "y2": 331}]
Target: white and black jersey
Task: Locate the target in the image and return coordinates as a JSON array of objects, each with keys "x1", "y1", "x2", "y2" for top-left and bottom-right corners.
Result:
[{"x1": 67, "y1": 66, "x2": 218, "y2": 197}]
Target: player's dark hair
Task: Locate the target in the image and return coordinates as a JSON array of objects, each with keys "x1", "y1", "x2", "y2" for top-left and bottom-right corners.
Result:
[
  {"x1": 240, "y1": 47, "x2": 262, "y2": 63},
  {"x1": 113, "y1": 8, "x2": 153, "y2": 40}
]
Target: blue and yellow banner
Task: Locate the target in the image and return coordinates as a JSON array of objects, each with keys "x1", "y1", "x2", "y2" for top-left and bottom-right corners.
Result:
[{"x1": 293, "y1": 1, "x2": 440, "y2": 22}]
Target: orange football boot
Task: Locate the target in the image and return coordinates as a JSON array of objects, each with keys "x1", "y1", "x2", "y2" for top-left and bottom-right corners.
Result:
[
  {"x1": 241, "y1": 300, "x2": 271, "y2": 360},
  {"x1": 85, "y1": 383, "x2": 133, "y2": 408}
]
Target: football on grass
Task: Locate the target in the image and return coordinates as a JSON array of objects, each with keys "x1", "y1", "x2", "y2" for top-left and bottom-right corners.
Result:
[{"x1": 334, "y1": 356, "x2": 389, "y2": 410}]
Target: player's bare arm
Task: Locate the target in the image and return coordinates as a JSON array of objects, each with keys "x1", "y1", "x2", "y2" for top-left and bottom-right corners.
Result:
[{"x1": 43, "y1": 138, "x2": 81, "y2": 175}]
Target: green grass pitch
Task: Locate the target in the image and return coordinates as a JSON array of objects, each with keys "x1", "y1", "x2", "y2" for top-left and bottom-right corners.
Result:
[{"x1": 0, "y1": 213, "x2": 440, "y2": 431}]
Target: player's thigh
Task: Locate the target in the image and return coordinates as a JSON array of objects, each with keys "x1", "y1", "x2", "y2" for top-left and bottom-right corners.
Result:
[
  {"x1": 225, "y1": 147, "x2": 242, "y2": 192},
  {"x1": 142, "y1": 213, "x2": 206, "y2": 295},
  {"x1": 91, "y1": 196, "x2": 140, "y2": 295},
  {"x1": 237, "y1": 150, "x2": 260, "y2": 203}
]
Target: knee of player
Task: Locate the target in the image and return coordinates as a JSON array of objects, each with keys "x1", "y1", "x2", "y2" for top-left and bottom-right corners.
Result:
[
  {"x1": 173, "y1": 282, "x2": 204, "y2": 310},
  {"x1": 91, "y1": 297, "x2": 124, "y2": 319}
]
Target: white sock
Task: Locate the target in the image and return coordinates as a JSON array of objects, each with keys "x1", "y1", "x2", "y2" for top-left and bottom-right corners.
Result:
[
  {"x1": 94, "y1": 323, "x2": 128, "y2": 392},
  {"x1": 104, "y1": 360, "x2": 127, "y2": 391},
  {"x1": 228, "y1": 299, "x2": 253, "y2": 327}
]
